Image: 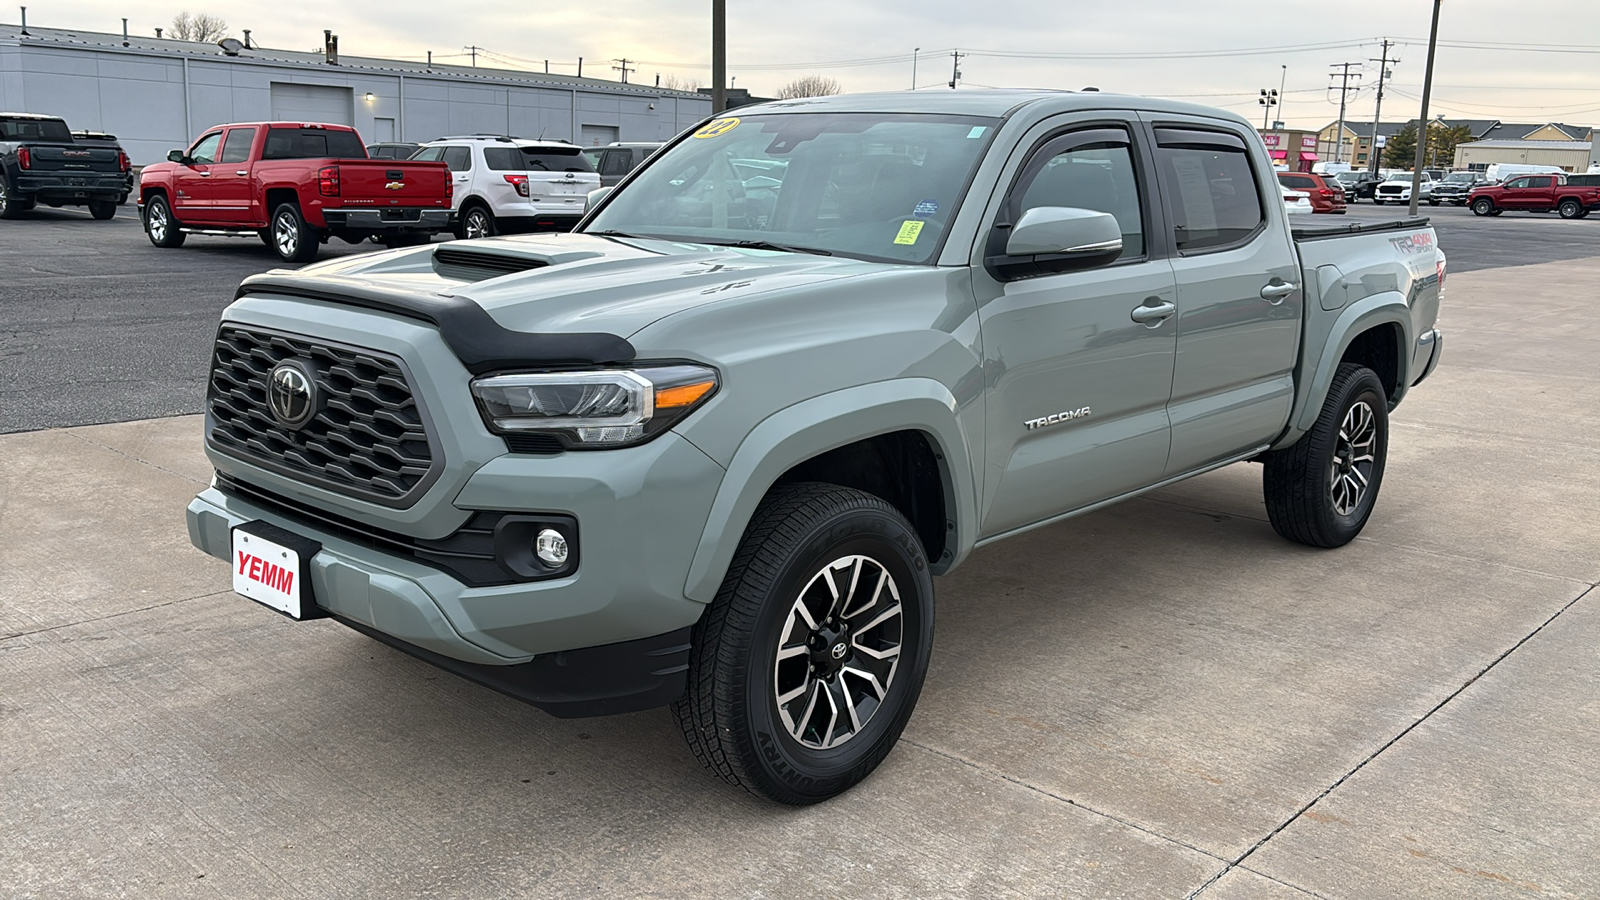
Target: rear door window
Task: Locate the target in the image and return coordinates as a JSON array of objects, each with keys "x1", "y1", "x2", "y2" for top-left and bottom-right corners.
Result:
[
  {"x1": 599, "y1": 149, "x2": 634, "y2": 177},
  {"x1": 219, "y1": 127, "x2": 256, "y2": 164},
  {"x1": 441, "y1": 147, "x2": 473, "y2": 172},
  {"x1": 1153, "y1": 128, "x2": 1264, "y2": 253}
]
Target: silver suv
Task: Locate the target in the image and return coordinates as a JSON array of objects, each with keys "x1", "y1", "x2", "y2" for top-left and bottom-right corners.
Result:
[{"x1": 414, "y1": 136, "x2": 600, "y2": 238}]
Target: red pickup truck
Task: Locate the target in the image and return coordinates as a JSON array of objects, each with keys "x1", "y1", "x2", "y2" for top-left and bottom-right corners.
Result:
[
  {"x1": 138, "y1": 122, "x2": 452, "y2": 262},
  {"x1": 1467, "y1": 173, "x2": 1600, "y2": 219}
]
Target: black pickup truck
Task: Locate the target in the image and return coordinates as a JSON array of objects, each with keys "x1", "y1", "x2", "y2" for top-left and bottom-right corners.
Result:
[{"x1": 0, "y1": 113, "x2": 130, "y2": 219}]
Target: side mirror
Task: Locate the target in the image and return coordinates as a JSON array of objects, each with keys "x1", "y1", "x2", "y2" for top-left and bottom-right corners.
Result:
[
  {"x1": 167, "y1": 149, "x2": 188, "y2": 164},
  {"x1": 585, "y1": 186, "x2": 615, "y2": 213},
  {"x1": 990, "y1": 207, "x2": 1123, "y2": 280}
]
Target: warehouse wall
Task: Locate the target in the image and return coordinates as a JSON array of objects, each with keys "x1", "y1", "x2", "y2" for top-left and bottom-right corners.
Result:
[{"x1": 0, "y1": 42, "x2": 709, "y2": 164}]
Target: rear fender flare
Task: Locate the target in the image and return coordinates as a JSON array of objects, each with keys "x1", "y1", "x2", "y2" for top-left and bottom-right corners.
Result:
[
  {"x1": 683, "y1": 378, "x2": 979, "y2": 603},
  {"x1": 1280, "y1": 293, "x2": 1413, "y2": 446}
]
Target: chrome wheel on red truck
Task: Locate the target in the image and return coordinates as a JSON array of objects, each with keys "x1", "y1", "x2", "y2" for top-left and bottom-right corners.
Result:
[
  {"x1": 271, "y1": 203, "x2": 320, "y2": 263},
  {"x1": 144, "y1": 195, "x2": 185, "y2": 247}
]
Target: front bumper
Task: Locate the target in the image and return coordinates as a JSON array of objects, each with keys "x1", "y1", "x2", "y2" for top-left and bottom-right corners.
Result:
[{"x1": 320, "y1": 207, "x2": 451, "y2": 232}]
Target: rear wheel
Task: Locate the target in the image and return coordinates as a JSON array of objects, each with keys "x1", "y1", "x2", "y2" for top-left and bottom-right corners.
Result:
[
  {"x1": 456, "y1": 204, "x2": 495, "y2": 240},
  {"x1": 1471, "y1": 198, "x2": 1495, "y2": 216},
  {"x1": 1263, "y1": 364, "x2": 1389, "y2": 548},
  {"x1": 88, "y1": 199, "x2": 116, "y2": 220},
  {"x1": 144, "y1": 195, "x2": 185, "y2": 247},
  {"x1": 0, "y1": 180, "x2": 23, "y2": 219},
  {"x1": 270, "y1": 203, "x2": 319, "y2": 263},
  {"x1": 674, "y1": 483, "x2": 935, "y2": 804},
  {"x1": 1558, "y1": 198, "x2": 1583, "y2": 219}
]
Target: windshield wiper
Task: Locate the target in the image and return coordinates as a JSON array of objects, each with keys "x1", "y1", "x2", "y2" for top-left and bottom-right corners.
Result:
[
  {"x1": 586, "y1": 230, "x2": 657, "y2": 241},
  {"x1": 702, "y1": 239, "x2": 832, "y2": 256}
]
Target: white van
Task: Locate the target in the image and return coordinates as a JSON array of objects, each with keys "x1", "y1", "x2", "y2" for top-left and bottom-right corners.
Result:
[{"x1": 1483, "y1": 163, "x2": 1564, "y2": 183}]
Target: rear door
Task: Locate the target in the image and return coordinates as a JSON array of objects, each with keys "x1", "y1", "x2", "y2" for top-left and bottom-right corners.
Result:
[
  {"x1": 1528, "y1": 175, "x2": 1558, "y2": 209},
  {"x1": 517, "y1": 145, "x2": 598, "y2": 207},
  {"x1": 214, "y1": 126, "x2": 258, "y2": 222},
  {"x1": 173, "y1": 130, "x2": 223, "y2": 222},
  {"x1": 1144, "y1": 117, "x2": 1303, "y2": 475}
]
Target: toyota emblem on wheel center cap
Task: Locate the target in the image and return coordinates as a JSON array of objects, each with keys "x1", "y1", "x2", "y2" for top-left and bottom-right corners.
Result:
[
  {"x1": 267, "y1": 361, "x2": 318, "y2": 430},
  {"x1": 830, "y1": 642, "x2": 849, "y2": 660}
]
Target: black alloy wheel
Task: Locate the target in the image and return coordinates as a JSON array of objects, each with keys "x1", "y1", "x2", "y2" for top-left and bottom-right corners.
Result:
[
  {"x1": 1263, "y1": 363, "x2": 1390, "y2": 548},
  {"x1": 1471, "y1": 197, "x2": 1495, "y2": 216},
  {"x1": 675, "y1": 483, "x2": 935, "y2": 804}
]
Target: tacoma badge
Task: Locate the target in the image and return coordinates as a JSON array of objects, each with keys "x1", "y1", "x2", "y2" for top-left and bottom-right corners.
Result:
[{"x1": 1025, "y1": 407, "x2": 1092, "y2": 430}]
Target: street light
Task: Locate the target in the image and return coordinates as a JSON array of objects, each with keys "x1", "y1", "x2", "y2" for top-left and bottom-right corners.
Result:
[
  {"x1": 1259, "y1": 88, "x2": 1278, "y2": 130},
  {"x1": 912, "y1": 47, "x2": 920, "y2": 90},
  {"x1": 1409, "y1": 0, "x2": 1443, "y2": 216}
]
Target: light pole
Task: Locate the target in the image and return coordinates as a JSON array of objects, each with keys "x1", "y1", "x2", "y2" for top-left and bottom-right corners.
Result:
[
  {"x1": 1409, "y1": 0, "x2": 1442, "y2": 216},
  {"x1": 911, "y1": 47, "x2": 920, "y2": 90},
  {"x1": 711, "y1": 0, "x2": 726, "y2": 114},
  {"x1": 1259, "y1": 88, "x2": 1278, "y2": 130}
]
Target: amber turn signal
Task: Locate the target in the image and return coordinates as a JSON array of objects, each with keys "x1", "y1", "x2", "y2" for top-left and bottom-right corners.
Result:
[{"x1": 655, "y1": 380, "x2": 717, "y2": 409}]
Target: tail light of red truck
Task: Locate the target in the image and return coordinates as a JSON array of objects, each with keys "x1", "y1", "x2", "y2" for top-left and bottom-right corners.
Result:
[{"x1": 317, "y1": 165, "x2": 340, "y2": 197}]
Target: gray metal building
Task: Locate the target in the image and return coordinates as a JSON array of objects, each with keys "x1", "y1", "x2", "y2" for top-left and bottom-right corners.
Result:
[{"x1": 0, "y1": 22, "x2": 712, "y2": 164}]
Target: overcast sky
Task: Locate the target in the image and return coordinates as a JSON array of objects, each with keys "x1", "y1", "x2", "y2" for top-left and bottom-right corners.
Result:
[{"x1": 24, "y1": 0, "x2": 1600, "y2": 129}]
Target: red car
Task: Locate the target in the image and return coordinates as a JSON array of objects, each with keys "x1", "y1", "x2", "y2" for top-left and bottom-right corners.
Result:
[
  {"x1": 1467, "y1": 173, "x2": 1600, "y2": 219},
  {"x1": 138, "y1": 122, "x2": 453, "y2": 262},
  {"x1": 1277, "y1": 172, "x2": 1347, "y2": 214}
]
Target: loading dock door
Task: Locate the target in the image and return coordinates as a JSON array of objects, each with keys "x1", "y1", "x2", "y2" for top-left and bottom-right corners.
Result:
[
  {"x1": 270, "y1": 83, "x2": 354, "y2": 126},
  {"x1": 580, "y1": 124, "x2": 619, "y2": 147}
]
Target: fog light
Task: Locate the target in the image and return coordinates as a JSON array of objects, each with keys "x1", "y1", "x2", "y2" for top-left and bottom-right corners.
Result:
[{"x1": 535, "y1": 529, "x2": 569, "y2": 566}]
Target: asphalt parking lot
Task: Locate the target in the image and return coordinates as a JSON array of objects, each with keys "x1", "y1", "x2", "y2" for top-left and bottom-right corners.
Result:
[{"x1": 3, "y1": 200, "x2": 1599, "y2": 898}]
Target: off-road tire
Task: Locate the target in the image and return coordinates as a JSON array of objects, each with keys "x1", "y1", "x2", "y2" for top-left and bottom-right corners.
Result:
[
  {"x1": 144, "y1": 195, "x2": 185, "y2": 247},
  {"x1": 270, "y1": 202, "x2": 319, "y2": 263},
  {"x1": 88, "y1": 199, "x2": 116, "y2": 220},
  {"x1": 1558, "y1": 199, "x2": 1583, "y2": 219},
  {"x1": 1263, "y1": 363, "x2": 1389, "y2": 548},
  {"x1": 673, "y1": 482, "x2": 935, "y2": 805},
  {"x1": 1471, "y1": 198, "x2": 1495, "y2": 216}
]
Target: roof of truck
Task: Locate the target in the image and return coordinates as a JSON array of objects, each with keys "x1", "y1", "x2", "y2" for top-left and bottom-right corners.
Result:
[{"x1": 729, "y1": 89, "x2": 1250, "y2": 123}]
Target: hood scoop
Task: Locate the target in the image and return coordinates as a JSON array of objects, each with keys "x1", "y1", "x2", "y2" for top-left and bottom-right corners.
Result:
[{"x1": 431, "y1": 244, "x2": 604, "y2": 283}]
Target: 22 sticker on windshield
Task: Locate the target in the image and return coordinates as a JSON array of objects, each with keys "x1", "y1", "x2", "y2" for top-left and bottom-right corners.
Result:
[{"x1": 693, "y1": 118, "x2": 741, "y2": 139}]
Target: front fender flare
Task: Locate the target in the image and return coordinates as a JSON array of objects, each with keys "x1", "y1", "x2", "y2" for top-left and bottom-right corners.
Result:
[{"x1": 682, "y1": 378, "x2": 979, "y2": 603}]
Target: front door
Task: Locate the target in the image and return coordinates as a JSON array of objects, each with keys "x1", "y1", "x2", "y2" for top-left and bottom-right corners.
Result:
[
  {"x1": 172, "y1": 131, "x2": 222, "y2": 223},
  {"x1": 1144, "y1": 118, "x2": 1303, "y2": 475},
  {"x1": 1499, "y1": 176, "x2": 1535, "y2": 209},
  {"x1": 974, "y1": 122, "x2": 1178, "y2": 538}
]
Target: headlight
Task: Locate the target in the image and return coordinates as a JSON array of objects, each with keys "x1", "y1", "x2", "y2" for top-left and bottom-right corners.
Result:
[{"x1": 470, "y1": 364, "x2": 718, "y2": 448}]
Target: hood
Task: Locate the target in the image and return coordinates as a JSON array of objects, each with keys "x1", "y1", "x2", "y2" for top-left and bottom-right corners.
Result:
[{"x1": 287, "y1": 232, "x2": 893, "y2": 338}]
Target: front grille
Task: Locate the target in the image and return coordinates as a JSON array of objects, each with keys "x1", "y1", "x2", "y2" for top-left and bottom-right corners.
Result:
[{"x1": 208, "y1": 325, "x2": 441, "y2": 507}]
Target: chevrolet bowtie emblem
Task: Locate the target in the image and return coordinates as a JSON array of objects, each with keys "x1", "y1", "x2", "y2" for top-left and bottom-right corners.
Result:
[{"x1": 385, "y1": 181, "x2": 405, "y2": 190}]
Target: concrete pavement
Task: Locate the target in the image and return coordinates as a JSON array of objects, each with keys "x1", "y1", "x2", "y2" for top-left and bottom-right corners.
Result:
[{"x1": 3, "y1": 258, "x2": 1597, "y2": 898}]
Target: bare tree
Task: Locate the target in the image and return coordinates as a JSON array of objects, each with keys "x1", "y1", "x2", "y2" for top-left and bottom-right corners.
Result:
[
  {"x1": 659, "y1": 73, "x2": 705, "y2": 93},
  {"x1": 775, "y1": 75, "x2": 842, "y2": 99},
  {"x1": 169, "y1": 12, "x2": 229, "y2": 43}
]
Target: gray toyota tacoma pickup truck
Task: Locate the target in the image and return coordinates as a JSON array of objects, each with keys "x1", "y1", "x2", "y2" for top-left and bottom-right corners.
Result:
[{"x1": 186, "y1": 90, "x2": 1445, "y2": 804}]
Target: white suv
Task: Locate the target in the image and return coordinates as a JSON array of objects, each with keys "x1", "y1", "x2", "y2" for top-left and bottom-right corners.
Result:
[{"x1": 412, "y1": 136, "x2": 600, "y2": 238}]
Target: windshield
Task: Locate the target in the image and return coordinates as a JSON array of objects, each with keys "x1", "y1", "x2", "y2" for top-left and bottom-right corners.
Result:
[
  {"x1": 584, "y1": 112, "x2": 1000, "y2": 264},
  {"x1": 1444, "y1": 172, "x2": 1476, "y2": 183},
  {"x1": 1386, "y1": 173, "x2": 1414, "y2": 181}
]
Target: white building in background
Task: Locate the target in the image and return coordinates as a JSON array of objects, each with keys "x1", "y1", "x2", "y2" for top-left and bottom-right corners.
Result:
[{"x1": 0, "y1": 22, "x2": 711, "y2": 164}]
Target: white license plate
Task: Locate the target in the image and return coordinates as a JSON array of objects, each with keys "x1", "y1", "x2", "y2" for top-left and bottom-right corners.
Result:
[
  {"x1": 233, "y1": 528, "x2": 308, "y2": 618},
  {"x1": 549, "y1": 183, "x2": 583, "y2": 195}
]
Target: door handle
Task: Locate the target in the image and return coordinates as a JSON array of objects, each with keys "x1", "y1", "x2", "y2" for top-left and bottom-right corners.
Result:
[
  {"x1": 1130, "y1": 299, "x2": 1176, "y2": 325},
  {"x1": 1260, "y1": 281, "x2": 1298, "y2": 303},
  {"x1": 198, "y1": 171, "x2": 211, "y2": 177},
  {"x1": 235, "y1": 170, "x2": 248, "y2": 176}
]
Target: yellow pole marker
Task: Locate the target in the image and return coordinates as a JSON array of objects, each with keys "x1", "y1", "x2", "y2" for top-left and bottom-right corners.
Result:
[{"x1": 693, "y1": 117, "x2": 741, "y2": 139}]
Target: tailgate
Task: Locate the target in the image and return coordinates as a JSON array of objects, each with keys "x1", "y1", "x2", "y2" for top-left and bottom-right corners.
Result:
[
  {"x1": 25, "y1": 144, "x2": 122, "y2": 173},
  {"x1": 331, "y1": 160, "x2": 452, "y2": 207}
]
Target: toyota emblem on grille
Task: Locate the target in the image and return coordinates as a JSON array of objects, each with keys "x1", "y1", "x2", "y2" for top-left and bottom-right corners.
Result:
[{"x1": 267, "y1": 361, "x2": 318, "y2": 430}]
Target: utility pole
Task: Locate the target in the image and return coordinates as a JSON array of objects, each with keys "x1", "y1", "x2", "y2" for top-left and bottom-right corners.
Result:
[
  {"x1": 911, "y1": 47, "x2": 920, "y2": 90},
  {"x1": 1368, "y1": 39, "x2": 1395, "y2": 174},
  {"x1": 1329, "y1": 62, "x2": 1362, "y2": 164},
  {"x1": 1410, "y1": 0, "x2": 1443, "y2": 216},
  {"x1": 711, "y1": 0, "x2": 726, "y2": 113},
  {"x1": 465, "y1": 45, "x2": 480, "y2": 68},
  {"x1": 949, "y1": 49, "x2": 965, "y2": 90},
  {"x1": 611, "y1": 58, "x2": 635, "y2": 83}
]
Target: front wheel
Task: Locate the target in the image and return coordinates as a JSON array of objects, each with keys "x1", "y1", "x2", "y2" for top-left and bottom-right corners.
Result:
[
  {"x1": 270, "y1": 203, "x2": 319, "y2": 263},
  {"x1": 1263, "y1": 364, "x2": 1389, "y2": 548},
  {"x1": 674, "y1": 483, "x2": 935, "y2": 804},
  {"x1": 1428, "y1": 199, "x2": 1440, "y2": 206},
  {"x1": 88, "y1": 199, "x2": 117, "y2": 220},
  {"x1": 1372, "y1": 198, "x2": 1385, "y2": 205},
  {"x1": 1471, "y1": 198, "x2": 1495, "y2": 216},
  {"x1": 1558, "y1": 199, "x2": 1583, "y2": 219},
  {"x1": 144, "y1": 195, "x2": 186, "y2": 247}
]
